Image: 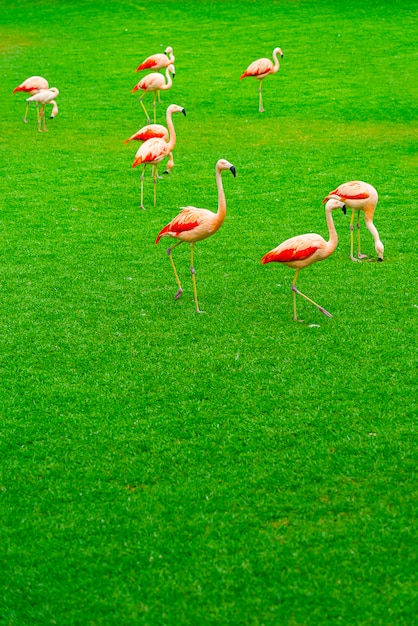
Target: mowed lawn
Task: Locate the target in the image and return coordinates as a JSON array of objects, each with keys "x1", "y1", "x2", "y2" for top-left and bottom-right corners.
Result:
[{"x1": 0, "y1": 0, "x2": 417, "y2": 624}]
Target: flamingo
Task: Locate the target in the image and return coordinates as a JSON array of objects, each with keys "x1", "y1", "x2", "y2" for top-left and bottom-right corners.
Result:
[
  {"x1": 261, "y1": 198, "x2": 346, "y2": 322},
  {"x1": 240, "y1": 47, "x2": 283, "y2": 112},
  {"x1": 13, "y1": 76, "x2": 49, "y2": 122},
  {"x1": 124, "y1": 123, "x2": 174, "y2": 174},
  {"x1": 49, "y1": 100, "x2": 59, "y2": 119},
  {"x1": 323, "y1": 181, "x2": 383, "y2": 262},
  {"x1": 155, "y1": 159, "x2": 236, "y2": 313},
  {"x1": 26, "y1": 87, "x2": 59, "y2": 132},
  {"x1": 132, "y1": 104, "x2": 186, "y2": 209},
  {"x1": 136, "y1": 46, "x2": 175, "y2": 72},
  {"x1": 131, "y1": 64, "x2": 175, "y2": 123}
]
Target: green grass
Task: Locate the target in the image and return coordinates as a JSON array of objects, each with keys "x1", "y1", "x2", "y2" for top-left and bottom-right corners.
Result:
[{"x1": 0, "y1": 0, "x2": 417, "y2": 624}]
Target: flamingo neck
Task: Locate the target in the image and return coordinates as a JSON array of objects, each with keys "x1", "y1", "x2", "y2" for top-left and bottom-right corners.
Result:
[
  {"x1": 272, "y1": 50, "x2": 281, "y2": 74},
  {"x1": 325, "y1": 207, "x2": 338, "y2": 254},
  {"x1": 215, "y1": 168, "x2": 227, "y2": 227},
  {"x1": 165, "y1": 110, "x2": 177, "y2": 151},
  {"x1": 162, "y1": 66, "x2": 173, "y2": 90}
]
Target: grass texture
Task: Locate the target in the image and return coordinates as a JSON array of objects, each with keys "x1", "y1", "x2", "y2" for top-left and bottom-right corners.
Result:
[{"x1": 0, "y1": 0, "x2": 417, "y2": 624}]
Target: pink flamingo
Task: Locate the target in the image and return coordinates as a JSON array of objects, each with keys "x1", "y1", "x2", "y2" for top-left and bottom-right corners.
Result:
[
  {"x1": 132, "y1": 104, "x2": 186, "y2": 209},
  {"x1": 261, "y1": 198, "x2": 346, "y2": 321},
  {"x1": 131, "y1": 64, "x2": 175, "y2": 123},
  {"x1": 240, "y1": 47, "x2": 283, "y2": 112},
  {"x1": 136, "y1": 46, "x2": 175, "y2": 72},
  {"x1": 136, "y1": 48, "x2": 175, "y2": 106},
  {"x1": 26, "y1": 87, "x2": 59, "y2": 132},
  {"x1": 13, "y1": 75, "x2": 49, "y2": 122},
  {"x1": 124, "y1": 123, "x2": 174, "y2": 174},
  {"x1": 323, "y1": 181, "x2": 383, "y2": 262},
  {"x1": 155, "y1": 159, "x2": 236, "y2": 313}
]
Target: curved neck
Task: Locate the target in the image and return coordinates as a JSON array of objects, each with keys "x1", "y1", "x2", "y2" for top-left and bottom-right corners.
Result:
[
  {"x1": 215, "y1": 168, "x2": 227, "y2": 225},
  {"x1": 272, "y1": 50, "x2": 281, "y2": 73},
  {"x1": 325, "y1": 208, "x2": 338, "y2": 253},
  {"x1": 162, "y1": 67, "x2": 173, "y2": 90},
  {"x1": 166, "y1": 110, "x2": 177, "y2": 150}
]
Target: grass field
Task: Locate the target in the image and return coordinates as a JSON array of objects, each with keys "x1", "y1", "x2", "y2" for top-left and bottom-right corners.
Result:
[{"x1": 1, "y1": 0, "x2": 417, "y2": 624}]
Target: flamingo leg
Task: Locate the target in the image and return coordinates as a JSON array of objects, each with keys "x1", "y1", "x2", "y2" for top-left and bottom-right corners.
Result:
[
  {"x1": 357, "y1": 210, "x2": 368, "y2": 259},
  {"x1": 36, "y1": 105, "x2": 42, "y2": 132},
  {"x1": 190, "y1": 243, "x2": 205, "y2": 314},
  {"x1": 349, "y1": 210, "x2": 360, "y2": 262},
  {"x1": 166, "y1": 242, "x2": 183, "y2": 300},
  {"x1": 291, "y1": 270, "x2": 332, "y2": 321},
  {"x1": 41, "y1": 105, "x2": 47, "y2": 132},
  {"x1": 258, "y1": 79, "x2": 265, "y2": 113},
  {"x1": 138, "y1": 94, "x2": 151, "y2": 124},
  {"x1": 23, "y1": 103, "x2": 30, "y2": 123},
  {"x1": 153, "y1": 92, "x2": 158, "y2": 123},
  {"x1": 152, "y1": 164, "x2": 158, "y2": 206},
  {"x1": 140, "y1": 165, "x2": 146, "y2": 210}
]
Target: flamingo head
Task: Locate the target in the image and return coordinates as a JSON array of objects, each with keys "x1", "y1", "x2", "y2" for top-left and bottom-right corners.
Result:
[
  {"x1": 274, "y1": 47, "x2": 284, "y2": 58},
  {"x1": 325, "y1": 198, "x2": 346, "y2": 214},
  {"x1": 216, "y1": 159, "x2": 236, "y2": 178},
  {"x1": 165, "y1": 46, "x2": 173, "y2": 56},
  {"x1": 167, "y1": 64, "x2": 175, "y2": 78}
]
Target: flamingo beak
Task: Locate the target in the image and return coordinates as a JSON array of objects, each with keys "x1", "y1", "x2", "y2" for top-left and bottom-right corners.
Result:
[
  {"x1": 342, "y1": 204, "x2": 346, "y2": 215},
  {"x1": 182, "y1": 108, "x2": 186, "y2": 116},
  {"x1": 230, "y1": 166, "x2": 236, "y2": 178}
]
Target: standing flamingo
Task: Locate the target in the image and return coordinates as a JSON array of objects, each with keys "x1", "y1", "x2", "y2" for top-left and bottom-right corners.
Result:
[
  {"x1": 132, "y1": 104, "x2": 186, "y2": 209},
  {"x1": 155, "y1": 159, "x2": 236, "y2": 313},
  {"x1": 136, "y1": 46, "x2": 175, "y2": 72},
  {"x1": 240, "y1": 47, "x2": 283, "y2": 112},
  {"x1": 323, "y1": 181, "x2": 383, "y2": 262},
  {"x1": 132, "y1": 64, "x2": 175, "y2": 123},
  {"x1": 124, "y1": 123, "x2": 175, "y2": 174},
  {"x1": 26, "y1": 87, "x2": 59, "y2": 132},
  {"x1": 261, "y1": 198, "x2": 346, "y2": 322},
  {"x1": 13, "y1": 76, "x2": 49, "y2": 122}
]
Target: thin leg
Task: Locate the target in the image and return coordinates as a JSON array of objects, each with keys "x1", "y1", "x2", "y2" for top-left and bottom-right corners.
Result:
[
  {"x1": 23, "y1": 103, "x2": 29, "y2": 123},
  {"x1": 357, "y1": 210, "x2": 368, "y2": 259},
  {"x1": 190, "y1": 243, "x2": 205, "y2": 314},
  {"x1": 349, "y1": 210, "x2": 360, "y2": 262},
  {"x1": 153, "y1": 92, "x2": 158, "y2": 123},
  {"x1": 258, "y1": 80, "x2": 265, "y2": 113},
  {"x1": 36, "y1": 105, "x2": 42, "y2": 132},
  {"x1": 291, "y1": 270, "x2": 332, "y2": 320},
  {"x1": 140, "y1": 165, "x2": 146, "y2": 210},
  {"x1": 41, "y1": 105, "x2": 47, "y2": 132},
  {"x1": 138, "y1": 95, "x2": 151, "y2": 123},
  {"x1": 152, "y1": 164, "x2": 158, "y2": 206},
  {"x1": 167, "y1": 242, "x2": 183, "y2": 300}
]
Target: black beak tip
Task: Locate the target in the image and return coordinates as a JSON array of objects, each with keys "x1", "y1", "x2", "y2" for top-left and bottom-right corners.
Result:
[
  {"x1": 342, "y1": 205, "x2": 347, "y2": 215},
  {"x1": 230, "y1": 166, "x2": 237, "y2": 178},
  {"x1": 182, "y1": 108, "x2": 186, "y2": 116},
  {"x1": 377, "y1": 257, "x2": 383, "y2": 262}
]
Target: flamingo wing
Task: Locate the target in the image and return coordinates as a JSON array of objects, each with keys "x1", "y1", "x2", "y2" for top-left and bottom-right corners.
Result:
[
  {"x1": 132, "y1": 138, "x2": 167, "y2": 167},
  {"x1": 241, "y1": 58, "x2": 272, "y2": 79},
  {"x1": 156, "y1": 208, "x2": 201, "y2": 244},
  {"x1": 324, "y1": 181, "x2": 369, "y2": 203},
  {"x1": 261, "y1": 237, "x2": 320, "y2": 264},
  {"x1": 137, "y1": 57, "x2": 160, "y2": 71}
]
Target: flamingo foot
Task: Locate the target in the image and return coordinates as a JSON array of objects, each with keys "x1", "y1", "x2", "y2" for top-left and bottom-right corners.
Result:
[
  {"x1": 259, "y1": 107, "x2": 265, "y2": 113},
  {"x1": 23, "y1": 117, "x2": 27, "y2": 123},
  {"x1": 318, "y1": 307, "x2": 333, "y2": 318},
  {"x1": 140, "y1": 204, "x2": 146, "y2": 210},
  {"x1": 357, "y1": 253, "x2": 368, "y2": 259},
  {"x1": 196, "y1": 308, "x2": 206, "y2": 314},
  {"x1": 350, "y1": 254, "x2": 362, "y2": 262},
  {"x1": 174, "y1": 288, "x2": 183, "y2": 300}
]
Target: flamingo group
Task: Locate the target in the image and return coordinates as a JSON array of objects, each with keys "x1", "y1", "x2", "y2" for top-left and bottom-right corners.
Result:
[
  {"x1": 156, "y1": 159, "x2": 236, "y2": 313},
  {"x1": 241, "y1": 47, "x2": 284, "y2": 113},
  {"x1": 132, "y1": 104, "x2": 186, "y2": 209}
]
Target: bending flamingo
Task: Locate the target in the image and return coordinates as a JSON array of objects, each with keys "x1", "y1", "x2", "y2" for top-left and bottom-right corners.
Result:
[
  {"x1": 124, "y1": 123, "x2": 174, "y2": 174},
  {"x1": 261, "y1": 198, "x2": 346, "y2": 322},
  {"x1": 136, "y1": 46, "x2": 175, "y2": 72},
  {"x1": 26, "y1": 87, "x2": 59, "y2": 132},
  {"x1": 155, "y1": 159, "x2": 236, "y2": 313},
  {"x1": 132, "y1": 104, "x2": 186, "y2": 209},
  {"x1": 323, "y1": 181, "x2": 383, "y2": 262},
  {"x1": 132, "y1": 64, "x2": 175, "y2": 123},
  {"x1": 13, "y1": 76, "x2": 49, "y2": 122},
  {"x1": 240, "y1": 47, "x2": 283, "y2": 112}
]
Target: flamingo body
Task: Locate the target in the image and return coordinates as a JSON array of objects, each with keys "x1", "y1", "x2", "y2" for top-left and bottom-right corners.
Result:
[
  {"x1": 13, "y1": 76, "x2": 49, "y2": 94},
  {"x1": 124, "y1": 124, "x2": 169, "y2": 144},
  {"x1": 323, "y1": 181, "x2": 383, "y2": 261},
  {"x1": 261, "y1": 198, "x2": 346, "y2": 321},
  {"x1": 156, "y1": 159, "x2": 236, "y2": 313},
  {"x1": 241, "y1": 47, "x2": 283, "y2": 112},
  {"x1": 137, "y1": 47, "x2": 175, "y2": 72}
]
